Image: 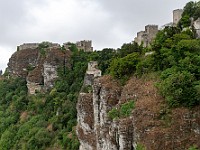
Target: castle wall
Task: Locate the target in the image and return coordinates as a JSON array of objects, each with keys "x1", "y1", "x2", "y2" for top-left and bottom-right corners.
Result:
[
  {"x1": 135, "y1": 31, "x2": 145, "y2": 45},
  {"x1": 173, "y1": 9, "x2": 183, "y2": 25},
  {"x1": 18, "y1": 42, "x2": 60, "y2": 51},
  {"x1": 86, "y1": 61, "x2": 101, "y2": 78},
  {"x1": 134, "y1": 25, "x2": 158, "y2": 47},
  {"x1": 18, "y1": 43, "x2": 39, "y2": 51},
  {"x1": 76, "y1": 40, "x2": 93, "y2": 52},
  {"x1": 145, "y1": 25, "x2": 158, "y2": 40}
]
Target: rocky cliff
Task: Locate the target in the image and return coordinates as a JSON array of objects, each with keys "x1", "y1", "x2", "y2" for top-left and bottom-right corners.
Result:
[
  {"x1": 77, "y1": 72, "x2": 200, "y2": 150},
  {"x1": 7, "y1": 43, "x2": 71, "y2": 94}
]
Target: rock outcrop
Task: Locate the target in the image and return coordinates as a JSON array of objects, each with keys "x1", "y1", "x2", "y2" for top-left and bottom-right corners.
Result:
[
  {"x1": 7, "y1": 43, "x2": 71, "y2": 94},
  {"x1": 77, "y1": 61, "x2": 135, "y2": 150},
  {"x1": 77, "y1": 72, "x2": 200, "y2": 149},
  {"x1": 194, "y1": 18, "x2": 200, "y2": 38}
]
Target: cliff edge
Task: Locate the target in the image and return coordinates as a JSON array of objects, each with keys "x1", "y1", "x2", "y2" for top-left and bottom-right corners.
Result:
[
  {"x1": 7, "y1": 43, "x2": 71, "y2": 94},
  {"x1": 77, "y1": 72, "x2": 200, "y2": 149}
]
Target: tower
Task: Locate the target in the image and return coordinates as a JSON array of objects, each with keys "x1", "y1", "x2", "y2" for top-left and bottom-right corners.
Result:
[{"x1": 173, "y1": 9, "x2": 183, "y2": 25}]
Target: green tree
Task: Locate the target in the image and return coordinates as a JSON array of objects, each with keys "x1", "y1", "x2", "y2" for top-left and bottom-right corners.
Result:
[{"x1": 109, "y1": 52, "x2": 140, "y2": 79}]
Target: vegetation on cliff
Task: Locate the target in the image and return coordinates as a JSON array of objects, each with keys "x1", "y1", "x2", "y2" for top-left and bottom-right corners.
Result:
[
  {"x1": 0, "y1": 1, "x2": 200, "y2": 150},
  {"x1": 178, "y1": 1, "x2": 200, "y2": 28},
  {"x1": 0, "y1": 45, "x2": 119, "y2": 150}
]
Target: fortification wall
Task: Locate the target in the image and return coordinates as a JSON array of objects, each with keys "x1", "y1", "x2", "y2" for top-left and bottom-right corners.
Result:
[
  {"x1": 86, "y1": 61, "x2": 101, "y2": 78},
  {"x1": 18, "y1": 43, "x2": 39, "y2": 51},
  {"x1": 173, "y1": 9, "x2": 183, "y2": 25},
  {"x1": 134, "y1": 25, "x2": 158, "y2": 47},
  {"x1": 18, "y1": 42, "x2": 60, "y2": 51},
  {"x1": 76, "y1": 40, "x2": 93, "y2": 52}
]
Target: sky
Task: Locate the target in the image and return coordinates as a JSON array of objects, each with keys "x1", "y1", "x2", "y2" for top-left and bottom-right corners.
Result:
[{"x1": 0, "y1": 0, "x2": 192, "y2": 71}]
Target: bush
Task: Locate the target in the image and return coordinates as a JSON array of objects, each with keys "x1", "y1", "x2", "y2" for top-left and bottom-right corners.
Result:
[
  {"x1": 108, "y1": 100, "x2": 135, "y2": 120},
  {"x1": 120, "y1": 100, "x2": 135, "y2": 117},
  {"x1": 188, "y1": 145, "x2": 199, "y2": 150},
  {"x1": 158, "y1": 69, "x2": 200, "y2": 107},
  {"x1": 136, "y1": 143, "x2": 146, "y2": 150},
  {"x1": 108, "y1": 108, "x2": 119, "y2": 120},
  {"x1": 109, "y1": 52, "x2": 140, "y2": 79}
]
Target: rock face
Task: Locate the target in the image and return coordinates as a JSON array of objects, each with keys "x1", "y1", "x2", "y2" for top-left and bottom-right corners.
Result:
[
  {"x1": 77, "y1": 73, "x2": 200, "y2": 150},
  {"x1": 7, "y1": 44, "x2": 71, "y2": 94},
  {"x1": 76, "y1": 61, "x2": 101, "y2": 150},
  {"x1": 194, "y1": 18, "x2": 200, "y2": 38},
  {"x1": 77, "y1": 71, "x2": 135, "y2": 150}
]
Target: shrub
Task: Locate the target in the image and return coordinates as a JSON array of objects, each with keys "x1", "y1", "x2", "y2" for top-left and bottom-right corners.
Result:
[
  {"x1": 109, "y1": 53, "x2": 140, "y2": 79},
  {"x1": 188, "y1": 145, "x2": 199, "y2": 150},
  {"x1": 120, "y1": 100, "x2": 135, "y2": 117},
  {"x1": 158, "y1": 69, "x2": 200, "y2": 107},
  {"x1": 108, "y1": 108, "x2": 119, "y2": 120},
  {"x1": 108, "y1": 100, "x2": 135, "y2": 120},
  {"x1": 136, "y1": 143, "x2": 146, "y2": 150}
]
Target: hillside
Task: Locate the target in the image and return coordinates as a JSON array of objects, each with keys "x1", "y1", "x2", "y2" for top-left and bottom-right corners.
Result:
[
  {"x1": 0, "y1": 1, "x2": 200, "y2": 150},
  {"x1": 77, "y1": 74, "x2": 200, "y2": 150}
]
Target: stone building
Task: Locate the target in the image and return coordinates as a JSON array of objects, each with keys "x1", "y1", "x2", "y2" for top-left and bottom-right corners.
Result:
[
  {"x1": 86, "y1": 61, "x2": 101, "y2": 77},
  {"x1": 173, "y1": 9, "x2": 183, "y2": 25},
  {"x1": 83, "y1": 61, "x2": 101, "y2": 86},
  {"x1": 134, "y1": 25, "x2": 158, "y2": 47},
  {"x1": 76, "y1": 40, "x2": 93, "y2": 52}
]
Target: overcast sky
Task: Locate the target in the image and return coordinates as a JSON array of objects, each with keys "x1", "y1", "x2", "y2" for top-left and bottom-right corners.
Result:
[{"x1": 0, "y1": 0, "x2": 192, "y2": 71}]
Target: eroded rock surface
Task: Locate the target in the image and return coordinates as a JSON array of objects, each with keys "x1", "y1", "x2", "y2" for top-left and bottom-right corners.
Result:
[
  {"x1": 7, "y1": 45, "x2": 71, "y2": 94},
  {"x1": 77, "y1": 74, "x2": 200, "y2": 150},
  {"x1": 77, "y1": 74, "x2": 135, "y2": 150}
]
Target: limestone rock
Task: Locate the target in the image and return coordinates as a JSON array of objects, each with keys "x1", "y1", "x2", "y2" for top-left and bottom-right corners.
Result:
[
  {"x1": 77, "y1": 75, "x2": 200, "y2": 150},
  {"x1": 7, "y1": 44, "x2": 71, "y2": 94},
  {"x1": 77, "y1": 73, "x2": 135, "y2": 150},
  {"x1": 194, "y1": 18, "x2": 200, "y2": 38}
]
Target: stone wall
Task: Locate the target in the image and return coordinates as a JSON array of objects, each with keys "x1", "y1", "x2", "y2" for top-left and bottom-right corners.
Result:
[
  {"x1": 86, "y1": 61, "x2": 101, "y2": 78},
  {"x1": 134, "y1": 31, "x2": 146, "y2": 46},
  {"x1": 173, "y1": 9, "x2": 183, "y2": 25},
  {"x1": 18, "y1": 42, "x2": 60, "y2": 51},
  {"x1": 18, "y1": 43, "x2": 39, "y2": 51},
  {"x1": 134, "y1": 25, "x2": 158, "y2": 47},
  {"x1": 76, "y1": 40, "x2": 93, "y2": 52}
]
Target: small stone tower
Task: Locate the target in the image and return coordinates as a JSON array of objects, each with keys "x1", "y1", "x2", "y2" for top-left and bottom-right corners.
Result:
[
  {"x1": 173, "y1": 9, "x2": 183, "y2": 25},
  {"x1": 86, "y1": 61, "x2": 101, "y2": 77},
  {"x1": 76, "y1": 40, "x2": 93, "y2": 52},
  {"x1": 83, "y1": 61, "x2": 101, "y2": 86},
  {"x1": 145, "y1": 25, "x2": 158, "y2": 46}
]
